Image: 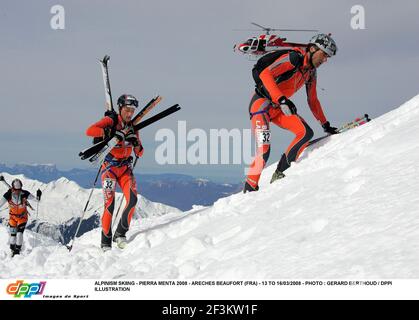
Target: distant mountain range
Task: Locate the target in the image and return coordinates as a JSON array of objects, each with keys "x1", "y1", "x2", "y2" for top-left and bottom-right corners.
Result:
[
  {"x1": 0, "y1": 172, "x2": 182, "y2": 245},
  {"x1": 0, "y1": 163, "x2": 241, "y2": 210}
]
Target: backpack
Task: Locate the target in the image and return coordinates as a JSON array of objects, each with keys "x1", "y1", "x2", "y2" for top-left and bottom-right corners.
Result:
[{"x1": 252, "y1": 49, "x2": 304, "y2": 99}]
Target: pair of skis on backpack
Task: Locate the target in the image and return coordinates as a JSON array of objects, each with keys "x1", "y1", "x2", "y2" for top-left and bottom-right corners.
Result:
[
  {"x1": 308, "y1": 114, "x2": 371, "y2": 146},
  {"x1": 79, "y1": 95, "x2": 180, "y2": 165},
  {"x1": 78, "y1": 55, "x2": 181, "y2": 166}
]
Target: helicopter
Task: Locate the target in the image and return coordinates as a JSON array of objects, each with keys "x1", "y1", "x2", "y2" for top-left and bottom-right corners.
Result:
[{"x1": 234, "y1": 22, "x2": 318, "y2": 57}]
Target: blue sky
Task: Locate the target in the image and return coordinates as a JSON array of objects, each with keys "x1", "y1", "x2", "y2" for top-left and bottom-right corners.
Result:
[{"x1": 1, "y1": 0, "x2": 418, "y2": 182}]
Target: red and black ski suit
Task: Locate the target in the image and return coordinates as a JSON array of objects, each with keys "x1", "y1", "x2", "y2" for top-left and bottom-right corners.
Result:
[
  {"x1": 246, "y1": 47, "x2": 329, "y2": 188},
  {"x1": 86, "y1": 115, "x2": 143, "y2": 247},
  {"x1": 0, "y1": 189, "x2": 37, "y2": 254}
]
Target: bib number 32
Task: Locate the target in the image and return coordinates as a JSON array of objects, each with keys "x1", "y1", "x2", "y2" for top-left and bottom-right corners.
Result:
[{"x1": 256, "y1": 129, "x2": 271, "y2": 145}]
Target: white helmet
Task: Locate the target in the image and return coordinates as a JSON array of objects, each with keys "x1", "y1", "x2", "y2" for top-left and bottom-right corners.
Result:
[{"x1": 309, "y1": 33, "x2": 337, "y2": 57}]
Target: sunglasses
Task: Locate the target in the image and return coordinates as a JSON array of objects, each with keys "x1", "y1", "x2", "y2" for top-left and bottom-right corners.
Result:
[{"x1": 124, "y1": 100, "x2": 138, "y2": 107}]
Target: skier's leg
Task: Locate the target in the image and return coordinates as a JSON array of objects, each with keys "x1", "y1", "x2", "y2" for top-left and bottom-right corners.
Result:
[
  {"x1": 8, "y1": 218, "x2": 17, "y2": 253},
  {"x1": 114, "y1": 167, "x2": 138, "y2": 238},
  {"x1": 275, "y1": 114, "x2": 314, "y2": 173},
  {"x1": 101, "y1": 170, "x2": 117, "y2": 248},
  {"x1": 15, "y1": 222, "x2": 27, "y2": 255},
  {"x1": 245, "y1": 94, "x2": 272, "y2": 191}
]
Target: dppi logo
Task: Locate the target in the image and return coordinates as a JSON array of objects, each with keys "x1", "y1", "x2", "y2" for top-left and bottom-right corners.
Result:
[{"x1": 6, "y1": 280, "x2": 46, "y2": 298}]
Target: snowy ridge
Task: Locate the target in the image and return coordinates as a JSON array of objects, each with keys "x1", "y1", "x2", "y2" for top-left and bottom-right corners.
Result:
[
  {"x1": 0, "y1": 164, "x2": 242, "y2": 210},
  {"x1": 0, "y1": 173, "x2": 181, "y2": 244},
  {"x1": 0, "y1": 174, "x2": 181, "y2": 225},
  {"x1": 1, "y1": 94, "x2": 419, "y2": 278}
]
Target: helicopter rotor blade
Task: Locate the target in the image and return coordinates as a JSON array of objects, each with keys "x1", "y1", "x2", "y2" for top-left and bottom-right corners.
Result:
[
  {"x1": 232, "y1": 29, "x2": 263, "y2": 31},
  {"x1": 251, "y1": 22, "x2": 270, "y2": 31},
  {"x1": 233, "y1": 28, "x2": 317, "y2": 32},
  {"x1": 270, "y1": 28, "x2": 319, "y2": 32}
]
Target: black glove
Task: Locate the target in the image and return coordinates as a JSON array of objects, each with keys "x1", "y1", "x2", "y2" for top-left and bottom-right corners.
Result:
[
  {"x1": 36, "y1": 189, "x2": 42, "y2": 201},
  {"x1": 114, "y1": 130, "x2": 125, "y2": 141},
  {"x1": 322, "y1": 121, "x2": 338, "y2": 134},
  {"x1": 0, "y1": 175, "x2": 4, "y2": 181},
  {"x1": 275, "y1": 96, "x2": 297, "y2": 116},
  {"x1": 125, "y1": 131, "x2": 139, "y2": 147},
  {"x1": 103, "y1": 127, "x2": 114, "y2": 140},
  {"x1": 104, "y1": 110, "x2": 119, "y2": 125}
]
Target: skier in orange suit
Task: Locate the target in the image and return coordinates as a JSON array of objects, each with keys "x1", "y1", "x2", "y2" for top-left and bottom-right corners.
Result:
[
  {"x1": 245, "y1": 34, "x2": 339, "y2": 193},
  {"x1": 86, "y1": 94, "x2": 144, "y2": 250}
]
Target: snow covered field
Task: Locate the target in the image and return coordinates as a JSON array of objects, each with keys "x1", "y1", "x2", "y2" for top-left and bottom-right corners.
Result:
[{"x1": 1, "y1": 95, "x2": 418, "y2": 279}]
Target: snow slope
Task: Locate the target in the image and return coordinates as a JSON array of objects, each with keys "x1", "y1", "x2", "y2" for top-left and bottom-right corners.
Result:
[{"x1": 1, "y1": 94, "x2": 419, "y2": 279}]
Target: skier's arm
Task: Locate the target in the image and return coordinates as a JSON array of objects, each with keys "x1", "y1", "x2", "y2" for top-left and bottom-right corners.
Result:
[
  {"x1": 21, "y1": 191, "x2": 38, "y2": 210},
  {"x1": 134, "y1": 131, "x2": 144, "y2": 157},
  {"x1": 86, "y1": 117, "x2": 114, "y2": 138},
  {"x1": 306, "y1": 74, "x2": 327, "y2": 125},
  {"x1": 26, "y1": 193, "x2": 40, "y2": 203},
  {"x1": 258, "y1": 52, "x2": 300, "y2": 104}
]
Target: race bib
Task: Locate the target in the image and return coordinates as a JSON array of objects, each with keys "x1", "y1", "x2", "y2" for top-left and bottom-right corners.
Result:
[
  {"x1": 256, "y1": 129, "x2": 271, "y2": 145},
  {"x1": 103, "y1": 178, "x2": 116, "y2": 191}
]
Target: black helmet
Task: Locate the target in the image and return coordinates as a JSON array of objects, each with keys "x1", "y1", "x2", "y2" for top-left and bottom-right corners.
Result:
[
  {"x1": 117, "y1": 94, "x2": 139, "y2": 109},
  {"x1": 11, "y1": 179, "x2": 23, "y2": 190}
]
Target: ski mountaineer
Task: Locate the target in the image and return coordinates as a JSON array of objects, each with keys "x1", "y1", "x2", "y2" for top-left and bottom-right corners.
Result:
[
  {"x1": 0, "y1": 177, "x2": 42, "y2": 256},
  {"x1": 86, "y1": 94, "x2": 144, "y2": 251},
  {"x1": 244, "y1": 33, "x2": 339, "y2": 193}
]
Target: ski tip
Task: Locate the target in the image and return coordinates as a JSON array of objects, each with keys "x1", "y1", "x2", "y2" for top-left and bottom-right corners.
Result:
[
  {"x1": 99, "y1": 55, "x2": 110, "y2": 65},
  {"x1": 79, "y1": 153, "x2": 89, "y2": 160}
]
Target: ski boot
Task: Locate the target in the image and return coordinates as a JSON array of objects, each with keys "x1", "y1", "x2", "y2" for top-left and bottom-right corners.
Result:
[
  {"x1": 113, "y1": 234, "x2": 127, "y2": 249},
  {"x1": 243, "y1": 181, "x2": 259, "y2": 193},
  {"x1": 11, "y1": 245, "x2": 21, "y2": 257},
  {"x1": 101, "y1": 245, "x2": 112, "y2": 252},
  {"x1": 270, "y1": 169, "x2": 285, "y2": 184}
]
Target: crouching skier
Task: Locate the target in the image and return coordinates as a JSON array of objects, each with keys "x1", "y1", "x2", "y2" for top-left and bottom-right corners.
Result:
[
  {"x1": 244, "y1": 34, "x2": 339, "y2": 193},
  {"x1": 86, "y1": 94, "x2": 144, "y2": 251},
  {"x1": 0, "y1": 177, "x2": 42, "y2": 256}
]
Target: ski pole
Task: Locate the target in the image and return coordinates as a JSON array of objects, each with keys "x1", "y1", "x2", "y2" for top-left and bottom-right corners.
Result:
[
  {"x1": 67, "y1": 165, "x2": 102, "y2": 252},
  {"x1": 32, "y1": 201, "x2": 39, "y2": 249},
  {"x1": 111, "y1": 156, "x2": 139, "y2": 236},
  {"x1": 35, "y1": 198, "x2": 40, "y2": 220},
  {"x1": 33, "y1": 188, "x2": 42, "y2": 221},
  {"x1": 338, "y1": 114, "x2": 370, "y2": 133},
  {"x1": 308, "y1": 114, "x2": 371, "y2": 146},
  {"x1": 28, "y1": 188, "x2": 43, "y2": 250},
  {"x1": 30, "y1": 199, "x2": 39, "y2": 250}
]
